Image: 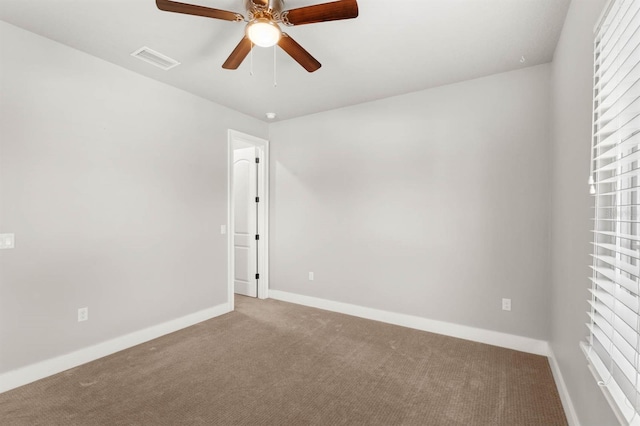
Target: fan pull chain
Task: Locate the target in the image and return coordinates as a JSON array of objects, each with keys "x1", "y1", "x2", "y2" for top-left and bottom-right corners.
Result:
[
  {"x1": 250, "y1": 42, "x2": 254, "y2": 76},
  {"x1": 273, "y1": 45, "x2": 277, "y2": 87}
]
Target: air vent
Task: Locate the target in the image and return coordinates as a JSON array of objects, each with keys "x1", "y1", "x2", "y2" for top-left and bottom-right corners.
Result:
[{"x1": 131, "y1": 47, "x2": 180, "y2": 70}]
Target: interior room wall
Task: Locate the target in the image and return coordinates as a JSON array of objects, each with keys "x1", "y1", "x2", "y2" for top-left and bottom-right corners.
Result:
[
  {"x1": 268, "y1": 64, "x2": 552, "y2": 341},
  {"x1": 0, "y1": 3, "x2": 619, "y2": 422},
  {"x1": 0, "y1": 21, "x2": 267, "y2": 374},
  {"x1": 549, "y1": 0, "x2": 617, "y2": 424}
]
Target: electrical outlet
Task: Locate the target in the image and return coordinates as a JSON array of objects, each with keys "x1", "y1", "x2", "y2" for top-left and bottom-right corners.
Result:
[
  {"x1": 0, "y1": 233, "x2": 15, "y2": 249},
  {"x1": 78, "y1": 307, "x2": 88, "y2": 322},
  {"x1": 502, "y1": 298, "x2": 511, "y2": 311},
  {"x1": 308, "y1": 272, "x2": 314, "y2": 281}
]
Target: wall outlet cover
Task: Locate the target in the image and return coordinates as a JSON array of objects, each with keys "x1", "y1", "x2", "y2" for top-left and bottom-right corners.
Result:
[
  {"x1": 0, "y1": 234, "x2": 15, "y2": 249},
  {"x1": 78, "y1": 307, "x2": 89, "y2": 322},
  {"x1": 502, "y1": 298, "x2": 512, "y2": 311}
]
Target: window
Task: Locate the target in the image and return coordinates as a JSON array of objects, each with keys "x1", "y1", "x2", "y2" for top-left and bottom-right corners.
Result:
[{"x1": 585, "y1": 0, "x2": 640, "y2": 424}]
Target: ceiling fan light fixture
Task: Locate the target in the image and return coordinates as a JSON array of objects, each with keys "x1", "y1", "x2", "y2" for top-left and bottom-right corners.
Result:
[
  {"x1": 247, "y1": 18, "x2": 282, "y2": 47},
  {"x1": 156, "y1": 0, "x2": 360, "y2": 72}
]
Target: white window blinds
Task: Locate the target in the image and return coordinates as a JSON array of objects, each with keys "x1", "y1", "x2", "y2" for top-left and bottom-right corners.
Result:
[{"x1": 585, "y1": 0, "x2": 640, "y2": 424}]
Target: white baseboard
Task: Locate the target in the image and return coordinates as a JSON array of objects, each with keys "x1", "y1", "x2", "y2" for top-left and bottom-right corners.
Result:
[
  {"x1": 269, "y1": 290, "x2": 550, "y2": 356},
  {"x1": 548, "y1": 348, "x2": 581, "y2": 426},
  {"x1": 0, "y1": 302, "x2": 231, "y2": 394}
]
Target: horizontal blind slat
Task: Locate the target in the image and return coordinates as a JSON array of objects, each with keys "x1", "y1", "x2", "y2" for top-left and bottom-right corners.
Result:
[
  {"x1": 591, "y1": 254, "x2": 640, "y2": 277},
  {"x1": 597, "y1": 34, "x2": 640, "y2": 94},
  {"x1": 598, "y1": 0, "x2": 640, "y2": 68},
  {"x1": 587, "y1": 319, "x2": 637, "y2": 368},
  {"x1": 591, "y1": 242, "x2": 640, "y2": 260},
  {"x1": 594, "y1": 113, "x2": 640, "y2": 148},
  {"x1": 588, "y1": 276, "x2": 639, "y2": 311},
  {"x1": 590, "y1": 265, "x2": 639, "y2": 294},
  {"x1": 595, "y1": 184, "x2": 640, "y2": 196},
  {"x1": 595, "y1": 97, "x2": 640, "y2": 139},
  {"x1": 592, "y1": 230, "x2": 640, "y2": 242},
  {"x1": 590, "y1": 322, "x2": 639, "y2": 387},
  {"x1": 599, "y1": 21, "x2": 640, "y2": 79},
  {"x1": 588, "y1": 302, "x2": 639, "y2": 349},
  {"x1": 595, "y1": 167, "x2": 639, "y2": 184},
  {"x1": 593, "y1": 218, "x2": 640, "y2": 224},
  {"x1": 594, "y1": 131, "x2": 640, "y2": 161},
  {"x1": 598, "y1": 0, "x2": 633, "y2": 49},
  {"x1": 596, "y1": 68, "x2": 640, "y2": 122},
  {"x1": 592, "y1": 203, "x2": 639, "y2": 208},
  {"x1": 595, "y1": 144, "x2": 640, "y2": 172},
  {"x1": 590, "y1": 288, "x2": 639, "y2": 330}
]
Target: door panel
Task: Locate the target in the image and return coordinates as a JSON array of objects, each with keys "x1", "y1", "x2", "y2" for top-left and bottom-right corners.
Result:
[
  {"x1": 234, "y1": 246, "x2": 251, "y2": 295},
  {"x1": 233, "y1": 147, "x2": 257, "y2": 297}
]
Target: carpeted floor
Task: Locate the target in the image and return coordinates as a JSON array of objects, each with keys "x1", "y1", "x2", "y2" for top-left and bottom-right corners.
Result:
[{"x1": 0, "y1": 296, "x2": 567, "y2": 425}]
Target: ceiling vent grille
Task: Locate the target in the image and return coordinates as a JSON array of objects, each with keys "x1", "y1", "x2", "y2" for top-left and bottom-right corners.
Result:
[{"x1": 131, "y1": 47, "x2": 180, "y2": 70}]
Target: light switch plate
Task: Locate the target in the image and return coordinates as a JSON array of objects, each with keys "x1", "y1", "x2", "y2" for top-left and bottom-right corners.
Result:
[
  {"x1": 502, "y1": 298, "x2": 512, "y2": 311},
  {"x1": 0, "y1": 234, "x2": 15, "y2": 249},
  {"x1": 220, "y1": 225, "x2": 227, "y2": 235}
]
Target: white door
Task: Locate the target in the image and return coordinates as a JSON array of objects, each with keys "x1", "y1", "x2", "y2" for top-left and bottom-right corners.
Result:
[{"x1": 233, "y1": 147, "x2": 258, "y2": 297}]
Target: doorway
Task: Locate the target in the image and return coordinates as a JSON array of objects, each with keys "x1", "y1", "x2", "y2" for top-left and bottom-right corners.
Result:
[{"x1": 227, "y1": 130, "x2": 269, "y2": 309}]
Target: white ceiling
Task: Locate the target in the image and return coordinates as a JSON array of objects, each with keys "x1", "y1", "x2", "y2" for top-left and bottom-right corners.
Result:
[{"x1": 0, "y1": 0, "x2": 570, "y2": 122}]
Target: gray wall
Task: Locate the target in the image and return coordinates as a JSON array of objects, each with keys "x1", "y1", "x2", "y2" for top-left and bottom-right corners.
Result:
[
  {"x1": 0, "y1": 21, "x2": 267, "y2": 374},
  {"x1": 269, "y1": 64, "x2": 552, "y2": 340},
  {"x1": 0, "y1": 3, "x2": 620, "y2": 422},
  {"x1": 549, "y1": 0, "x2": 617, "y2": 424}
]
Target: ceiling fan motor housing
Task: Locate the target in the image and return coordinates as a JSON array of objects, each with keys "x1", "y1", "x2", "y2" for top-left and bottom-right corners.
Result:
[{"x1": 245, "y1": 0, "x2": 284, "y2": 19}]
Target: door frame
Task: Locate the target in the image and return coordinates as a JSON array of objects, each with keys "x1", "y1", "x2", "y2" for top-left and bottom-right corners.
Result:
[{"x1": 227, "y1": 130, "x2": 270, "y2": 310}]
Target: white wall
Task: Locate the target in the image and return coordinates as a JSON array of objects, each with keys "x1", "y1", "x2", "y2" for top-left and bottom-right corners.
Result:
[
  {"x1": 0, "y1": 21, "x2": 268, "y2": 374},
  {"x1": 269, "y1": 64, "x2": 551, "y2": 340},
  {"x1": 549, "y1": 0, "x2": 617, "y2": 424}
]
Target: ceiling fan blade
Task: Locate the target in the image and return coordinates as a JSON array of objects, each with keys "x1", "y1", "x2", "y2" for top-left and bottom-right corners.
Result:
[
  {"x1": 156, "y1": 0, "x2": 243, "y2": 22},
  {"x1": 283, "y1": 0, "x2": 358, "y2": 26},
  {"x1": 278, "y1": 33, "x2": 321, "y2": 72},
  {"x1": 222, "y1": 37, "x2": 253, "y2": 69}
]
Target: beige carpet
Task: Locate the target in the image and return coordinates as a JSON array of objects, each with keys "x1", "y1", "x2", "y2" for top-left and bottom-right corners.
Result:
[{"x1": 0, "y1": 296, "x2": 567, "y2": 425}]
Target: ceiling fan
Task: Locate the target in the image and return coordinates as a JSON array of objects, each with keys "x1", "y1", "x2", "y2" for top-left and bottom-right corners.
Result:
[{"x1": 155, "y1": 0, "x2": 359, "y2": 73}]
